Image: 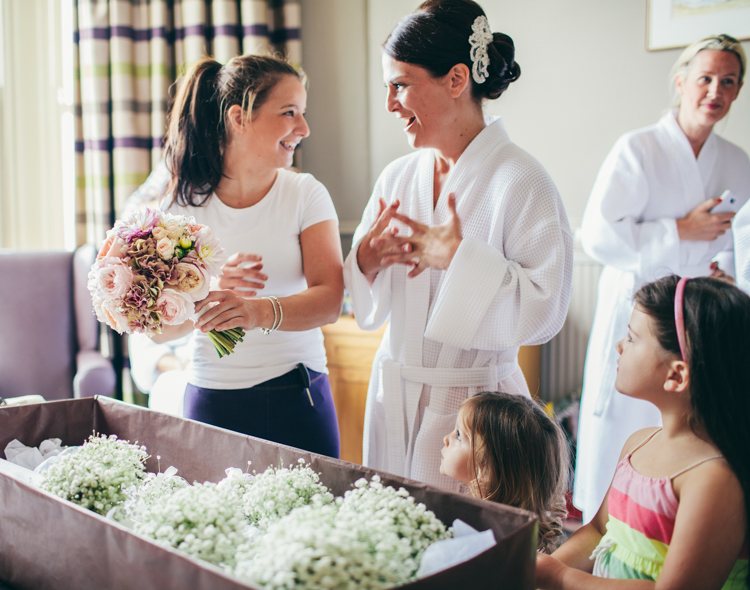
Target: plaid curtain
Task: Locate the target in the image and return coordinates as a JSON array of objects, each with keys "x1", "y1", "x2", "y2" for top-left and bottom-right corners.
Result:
[{"x1": 73, "y1": 0, "x2": 302, "y2": 247}]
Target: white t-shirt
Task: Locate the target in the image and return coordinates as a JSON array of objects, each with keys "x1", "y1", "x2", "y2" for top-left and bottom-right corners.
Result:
[{"x1": 165, "y1": 168, "x2": 338, "y2": 389}]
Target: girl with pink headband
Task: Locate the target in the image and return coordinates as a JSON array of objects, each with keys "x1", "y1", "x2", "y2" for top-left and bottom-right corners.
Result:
[{"x1": 537, "y1": 275, "x2": 749, "y2": 589}]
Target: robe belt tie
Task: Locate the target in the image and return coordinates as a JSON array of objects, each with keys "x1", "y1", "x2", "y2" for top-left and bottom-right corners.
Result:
[{"x1": 381, "y1": 359, "x2": 518, "y2": 478}]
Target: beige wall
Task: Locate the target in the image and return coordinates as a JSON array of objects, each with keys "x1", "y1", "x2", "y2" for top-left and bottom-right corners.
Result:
[{"x1": 301, "y1": 0, "x2": 750, "y2": 231}]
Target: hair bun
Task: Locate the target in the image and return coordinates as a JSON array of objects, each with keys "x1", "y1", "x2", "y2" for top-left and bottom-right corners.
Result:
[
  {"x1": 480, "y1": 32, "x2": 521, "y2": 99},
  {"x1": 386, "y1": 0, "x2": 521, "y2": 102}
]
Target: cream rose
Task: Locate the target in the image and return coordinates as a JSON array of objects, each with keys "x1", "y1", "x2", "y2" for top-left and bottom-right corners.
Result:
[
  {"x1": 165, "y1": 219, "x2": 182, "y2": 240},
  {"x1": 174, "y1": 261, "x2": 210, "y2": 301},
  {"x1": 156, "y1": 288, "x2": 195, "y2": 325},
  {"x1": 151, "y1": 225, "x2": 167, "y2": 240},
  {"x1": 156, "y1": 237, "x2": 175, "y2": 260},
  {"x1": 95, "y1": 258, "x2": 133, "y2": 298}
]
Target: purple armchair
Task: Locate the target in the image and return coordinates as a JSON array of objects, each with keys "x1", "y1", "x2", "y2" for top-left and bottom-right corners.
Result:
[{"x1": 0, "y1": 245, "x2": 115, "y2": 400}]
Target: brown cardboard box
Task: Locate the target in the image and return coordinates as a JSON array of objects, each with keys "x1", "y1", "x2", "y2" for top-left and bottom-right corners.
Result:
[{"x1": 0, "y1": 398, "x2": 537, "y2": 589}]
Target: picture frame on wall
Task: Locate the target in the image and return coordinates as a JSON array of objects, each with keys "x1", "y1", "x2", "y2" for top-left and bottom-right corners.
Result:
[{"x1": 647, "y1": 0, "x2": 750, "y2": 51}]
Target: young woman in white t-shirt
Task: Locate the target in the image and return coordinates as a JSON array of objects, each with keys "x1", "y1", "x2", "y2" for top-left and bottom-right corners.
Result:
[{"x1": 153, "y1": 55, "x2": 344, "y2": 457}]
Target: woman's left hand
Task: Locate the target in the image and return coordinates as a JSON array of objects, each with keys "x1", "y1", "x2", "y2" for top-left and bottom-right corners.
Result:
[
  {"x1": 193, "y1": 290, "x2": 266, "y2": 333},
  {"x1": 709, "y1": 261, "x2": 735, "y2": 283},
  {"x1": 373, "y1": 192, "x2": 463, "y2": 278}
]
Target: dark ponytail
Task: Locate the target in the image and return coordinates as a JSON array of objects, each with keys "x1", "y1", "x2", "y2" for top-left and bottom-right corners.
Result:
[
  {"x1": 635, "y1": 276, "x2": 750, "y2": 587},
  {"x1": 164, "y1": 55, "x2": 305, "y2": 207},
  {"x1": 383, "y1": 0, "x2": 520, "y2": 103}
]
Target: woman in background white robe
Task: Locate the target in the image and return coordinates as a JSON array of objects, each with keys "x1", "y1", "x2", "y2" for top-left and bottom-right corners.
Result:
[
  {"x1": 574, "y1": 35, "x2": 748, "y2": 522},
  {"x1": 344, "y1": 0, "x2": 573, "y2": 492}
]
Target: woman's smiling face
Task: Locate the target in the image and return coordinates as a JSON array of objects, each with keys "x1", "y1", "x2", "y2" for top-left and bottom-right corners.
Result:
[
  {"x1": 677, "y1": 49, "x2": 743, "y2": 131},
  {"x1": 245, "y1": 74, "x2": 309, "y2": 170},
  {"x1": 382, "y1": 55, "x2": 455, "y2": 150}
]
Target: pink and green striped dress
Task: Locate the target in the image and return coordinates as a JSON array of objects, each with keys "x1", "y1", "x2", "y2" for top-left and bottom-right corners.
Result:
[{"x1": 591, "y1": 430, "x2": 748, "y2": 587}]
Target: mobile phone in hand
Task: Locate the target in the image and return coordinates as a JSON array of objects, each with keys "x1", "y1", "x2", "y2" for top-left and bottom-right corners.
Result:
[{"x1": 710, "y1": 190, "x2": 740, "y2": 214}]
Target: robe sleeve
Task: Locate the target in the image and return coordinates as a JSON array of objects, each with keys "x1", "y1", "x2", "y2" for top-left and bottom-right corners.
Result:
[
  {"x1": 713, "y1": 241, "x2": 735, "y2": 279},
  {"x1": 424, "y1": 172, "x2": 573, "y2": 351},
  {"x1": 579, "y1": 135, "x2": 681, "y2": 277},
  {"x1": 343, "y1": 179, "x2": 394, "y2": 331}
]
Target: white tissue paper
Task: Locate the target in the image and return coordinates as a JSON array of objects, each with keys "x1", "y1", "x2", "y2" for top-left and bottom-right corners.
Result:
[
  {"x1": 416, "y1": 518, "x2": 497, "y2": 579},
  {"x1": 1, "y1": 438, "x2": 66, "y2": 487},
  {"x1": 4, "y1": 438, "x2": 64, "y2": 470}
]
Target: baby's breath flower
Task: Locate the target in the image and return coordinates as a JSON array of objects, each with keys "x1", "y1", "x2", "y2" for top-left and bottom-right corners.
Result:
[
  {"x1": 224, "y1": 461, "x2": 334, "y2": 531},
  {"x1": 234, "y1": 474, "x2": 451, "y2": 589},
  {"x1": 134, "y1": 481, "x2": 246, "y2": 568},
  {"x1": 40, "y1": 433, "x2": 148, "y2": 516}
]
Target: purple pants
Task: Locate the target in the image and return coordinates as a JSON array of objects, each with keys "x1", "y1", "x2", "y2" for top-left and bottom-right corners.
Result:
[{"x1": 184, "y1": 367, "x2": 340, "y2": 458}]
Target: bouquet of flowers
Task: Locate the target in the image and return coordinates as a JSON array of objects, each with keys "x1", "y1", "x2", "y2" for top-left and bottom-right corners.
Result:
[{"x1": 87, "y1": 208, "x2": 243, "y2": 357}]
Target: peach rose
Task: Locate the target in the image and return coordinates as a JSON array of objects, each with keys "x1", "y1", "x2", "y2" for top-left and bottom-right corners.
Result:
[
  {"x1": 156, "y1": 237, "x2": 175, "y2": 260},
  {"x1": 98, "y1": 299, "x2": 130, "y2": 333},
  {"x1": 156, "y1": 288, "x2": 195, "y2": 325},
  {"x1": 96, "y1": 231, "x2": 124, "y2": 261},
  {"x1": 174, "y1": 261, "x2": 210, "y2": 301}
]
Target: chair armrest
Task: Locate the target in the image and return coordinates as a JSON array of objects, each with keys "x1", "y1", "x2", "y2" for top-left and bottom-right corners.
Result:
[{"x1": 74, "y1": 351, "x2": 116, "y2": 398}]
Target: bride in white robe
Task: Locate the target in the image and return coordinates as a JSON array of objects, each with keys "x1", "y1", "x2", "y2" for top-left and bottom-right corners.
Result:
[
  {"x1": 574, "y1": 35, "x2": 749, "y2": 522},
  {"x1": 343, "y1": 0, "x2": 573, "y2": 492}
]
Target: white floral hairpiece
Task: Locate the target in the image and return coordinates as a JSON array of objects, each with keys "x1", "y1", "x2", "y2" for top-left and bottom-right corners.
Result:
[{"x1": 468, "y1": 15, "x2": 493, "y2": 84}]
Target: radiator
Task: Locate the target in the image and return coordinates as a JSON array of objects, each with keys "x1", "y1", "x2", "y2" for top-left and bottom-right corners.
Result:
[{"x1": 540, "y1": 249, "x2": 602, "y2": 402}]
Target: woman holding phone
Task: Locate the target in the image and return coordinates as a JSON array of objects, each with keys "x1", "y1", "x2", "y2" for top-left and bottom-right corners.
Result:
[{"x1": 574, "y1": 35, "x2": 749, "y2": 523}]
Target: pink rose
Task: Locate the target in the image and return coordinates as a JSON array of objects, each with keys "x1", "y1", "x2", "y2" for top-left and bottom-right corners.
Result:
[
  {"x1": 156, "y1": 288, "x2": 194, "y2": 325},
  {"x1": 95, "y1": 257, "x2": 133, "y2": 299},
  {"x1": 174, "y1": 261, "x2": 210, "y2": 301},
  {"x1": 156, "y1": 237, "x2": 175, "y2": 260}
]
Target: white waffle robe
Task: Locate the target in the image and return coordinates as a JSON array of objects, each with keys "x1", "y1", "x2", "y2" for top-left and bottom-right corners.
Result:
[
  {"x1": 732, "y1": 200, "x2": 750, "y2": 294},
  {"x1": 575, "y1": 110, "x2": 750, "y2": 522},
  {"x1": 344, "y1": 117, "x2": 573, "y2": 492}
]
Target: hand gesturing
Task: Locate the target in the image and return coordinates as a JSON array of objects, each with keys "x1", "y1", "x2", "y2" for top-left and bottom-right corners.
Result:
[
  {"x1": 371, "y1": 192, "x2": 463, "y2": 278},
  {"x1": 356, "y1": 198, "x2": 404, "y2": 277},
  {"x1": 217, "y1": 252, "x2": 268, "y2": 298}
]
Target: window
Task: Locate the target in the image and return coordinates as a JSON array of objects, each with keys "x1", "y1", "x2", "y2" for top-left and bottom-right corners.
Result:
[{"x1": 0, "y1": 0, "x2": 74, "y2": 251}]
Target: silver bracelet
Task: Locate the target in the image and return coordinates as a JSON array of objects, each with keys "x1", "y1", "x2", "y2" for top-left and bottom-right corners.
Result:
[
  {"x1": 269, "y1": 295, "x2": 283, "y2": 331},
  {"x1": 259, "y1": 296, "x2": 278, "y2": 335}
]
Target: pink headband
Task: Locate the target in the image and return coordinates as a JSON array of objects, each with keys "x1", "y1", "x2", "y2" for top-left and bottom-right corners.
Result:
[{"x1": 674, "y1": 277, "x2": 689, "y2": 361}]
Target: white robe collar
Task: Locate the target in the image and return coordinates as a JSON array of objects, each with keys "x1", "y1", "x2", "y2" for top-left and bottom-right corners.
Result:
[
  {"x1": 404, "y1": 116, "x2": 512, "y2": 368},
  {"x1": 415, "y1": 116, "x2": 511, "y2": 222},
  {"x1": 660, "y1": 109, "x2": 718, "y2": 193}
]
